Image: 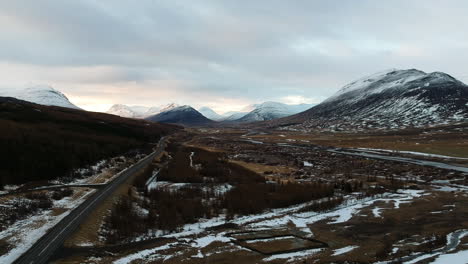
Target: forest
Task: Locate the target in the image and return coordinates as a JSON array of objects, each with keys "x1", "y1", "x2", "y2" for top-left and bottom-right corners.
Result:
[{"x1": 0, "y1": 97, "x2": 179, "y2": 186}]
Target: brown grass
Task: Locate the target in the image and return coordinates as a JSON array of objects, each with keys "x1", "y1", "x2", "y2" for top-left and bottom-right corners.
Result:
[
  {"x1": 305, "y1": 190, "x2": 468, "y2": 263},
  {"x1": 251, "y1": 130, "x2": 468, "y2": 158},
  {"x1": 242, "y1": 237, "x2": 323, "y2": 254},
  {"x1": 229, "y1": 160, "x2": 294, "y2": 175}
]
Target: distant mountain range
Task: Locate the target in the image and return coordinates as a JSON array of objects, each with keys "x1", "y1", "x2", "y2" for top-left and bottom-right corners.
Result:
[
  {"x1": 0, "y1": 85, "x2": 81, "y2": 109},
  {"x1": 5, "y1": 69, "x2": 466, "y2": 131},
  {"x1": 272, "y1": 69, "x2": 468, "y2": 131},
  {"x1": 106, "y1": 103, "x2": 179, "y2": 118},
  {"x1": 198, "y1": 106, "x2": 224, "y2": 121},
  {"x1": 235, "y1": 102, "x2": 314, "y2": 122},
  {"x1": 106, "y1": 102, "x2": 315, "y2": 125}
]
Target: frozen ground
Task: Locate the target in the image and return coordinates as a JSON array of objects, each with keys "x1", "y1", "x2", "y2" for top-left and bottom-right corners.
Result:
[
  {"x1": 332, "y1": 245, "x2": 359, "y2": 256},
  {"x1": 0, "y1": 189, "x2": 95, "y2": 263},
  {"x1": 108, "y1": 189, "x2": 428, "y2": 263}
]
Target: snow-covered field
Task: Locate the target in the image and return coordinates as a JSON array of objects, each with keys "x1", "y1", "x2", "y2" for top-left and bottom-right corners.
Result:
[
  {"x1": 0, "y1": 189, "x2": 95, "y2": 263},
  {"x1": 0, "y1": 154, "x2": 141, "y2": 263},
  {"x1": 106, "y1": 189, "x2": 428, "y2": 263}
]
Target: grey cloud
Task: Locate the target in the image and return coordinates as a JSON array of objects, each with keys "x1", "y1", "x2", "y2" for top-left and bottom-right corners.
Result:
[{"x1": 0, "y1": 0, "x2": 468, "y2": 108}]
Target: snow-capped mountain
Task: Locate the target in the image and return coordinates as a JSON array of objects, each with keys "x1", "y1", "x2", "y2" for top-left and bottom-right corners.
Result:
[
  {"x1": 106, "y1": 104, "x2": 149, "y2": 118},
  {"x1": 222, "y1": 111, "x2": 249, "y2": 121},
  {"x1": 233, "y1": 102, "x2": 315, "y2": 122},
  {"x1": 0, "y1": 85, "x2": 80, "y2": 109},
  {"x1": 106, "y1": 103, "x2": 179, "y2": 118},
  {"x1": 146, "y1": 105, "x2": 214, "y2": 126},
  {"x1": 237, "y1": 102, "x2": 294, "y2": 122},
  {"x1": 158, "y1": 103, "x2": 179, "y2": 113},
  {"x1": 275, "y1": 69, "x2": 468, "y2": 131},
  {"x1": 198, "y1": 106, "x2": 223, "y2": 120}
]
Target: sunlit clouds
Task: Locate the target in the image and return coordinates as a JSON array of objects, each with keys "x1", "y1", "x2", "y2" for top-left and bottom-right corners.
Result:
[{"x1": 1, "y1": 0, "x2": 468, "y2": 111}]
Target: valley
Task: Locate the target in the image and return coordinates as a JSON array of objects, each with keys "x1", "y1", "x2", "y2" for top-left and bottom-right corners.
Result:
[
  {"x1": 1, "y1": 67, "x2": 468, "y2": 264},
  {"x1": 39, "y1": 127, "x2": 468, "y2": 264},
  {"x1": 2, "y1": 2, "x2": 468, "y2": 263}
]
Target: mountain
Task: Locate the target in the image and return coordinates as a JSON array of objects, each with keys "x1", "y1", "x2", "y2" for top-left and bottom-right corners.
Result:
[
  {"x1": 237, "y1": 102, "x2": 293, "y2": 122},
  {"x1": 234, "y1": 102, "x2": 315, "y2": 122},
  {"x1": 106, "y1": 104, "x2": 148, "y2": 118},
  {"x1": 0, "y1": 85, "x2": 80, "y2": 109},
  {"x1": 106, "y1": 103, "x2": 179, "y2": 118},
  {"x1": 222, "y1": 111, "x2": 249, "y2": 121},
  {"x1": 198, "y1": 107, "x2": 223, "y2": 120},
  {"x1": 274, "y1": 69, "x2": 468, "y2": 131},
  {"x1": 146, "y1": 105, "x2": 214, "y2": 126}
]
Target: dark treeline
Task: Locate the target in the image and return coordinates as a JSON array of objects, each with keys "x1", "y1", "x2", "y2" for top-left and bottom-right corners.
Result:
[
  {"x1": 223, "y1": 182, "x2": 334, "y2": 218},
  {"x1": 158, "y1": 143, "x2": 265, "y2": 184},
  {"x1": 0, "y1": 97, "x2": 179, "y2": 186},
  {"x1": 104, "y1": 187, "x2": 221, "y2": 243},
  {"x1": 145, "y1": 187, "x2": 219, "y2": 232},
  {"x1": 104, "y1": 182, "x2": 336, "y2": 243}
]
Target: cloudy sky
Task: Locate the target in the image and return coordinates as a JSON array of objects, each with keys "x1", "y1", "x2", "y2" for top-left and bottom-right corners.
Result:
[{"x1": 1, "y1": 0, "x2": 468, "y2": 113}]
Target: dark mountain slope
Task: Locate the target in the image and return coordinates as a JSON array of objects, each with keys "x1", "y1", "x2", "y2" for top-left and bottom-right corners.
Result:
[
  {"x1": 0, "y1": 97, "x2": 180, "y2": 186},
  {"x1": 146, "y1": 105, "x2": 215, "y2": 126}
]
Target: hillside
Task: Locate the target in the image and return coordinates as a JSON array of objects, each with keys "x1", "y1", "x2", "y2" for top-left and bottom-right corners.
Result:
[
  {"x1": 198, "y1": 106, "x2": 224, "y2": 120},
  {"x1": 0, "y1": 97, "x2": 179, "y2": 186}
]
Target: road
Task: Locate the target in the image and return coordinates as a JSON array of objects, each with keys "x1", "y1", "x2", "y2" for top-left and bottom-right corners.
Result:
[
  {"x1": 328, "y1": 149, "x2": 468, "y2": 173},
  {"x1": 13, "y1": 137, "x2": 167, "y2": 264}
]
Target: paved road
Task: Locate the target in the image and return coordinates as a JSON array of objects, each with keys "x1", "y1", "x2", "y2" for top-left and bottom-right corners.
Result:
[
  {"x1": 13, "y1": 137, "x2": 166, "y2": 264},
  {"x1": 328, "y1": 149, "x2": 468, "y2": 173}
]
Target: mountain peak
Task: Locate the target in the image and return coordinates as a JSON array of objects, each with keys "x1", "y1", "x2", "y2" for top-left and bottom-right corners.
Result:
[
  {"x1": 331, "y1": 69, "x2": 427, "y2": 100},
  {"x1": 0, "y1": 85, "x2": 80, "y2": 109},
  {"x1": 275, "y1": 69, "x2": 468, "y2": 131}
]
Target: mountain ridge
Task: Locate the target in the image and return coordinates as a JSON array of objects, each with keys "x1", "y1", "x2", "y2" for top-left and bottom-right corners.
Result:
[
  {"x1": 270, "y1": 69, "x2": 468, "y2": 131},
  {"x1": 0, "y1": 85, "x2": 81, "y2": 110}
]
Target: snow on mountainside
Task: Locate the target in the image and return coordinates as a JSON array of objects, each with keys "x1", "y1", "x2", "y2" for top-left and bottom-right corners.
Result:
[
  {"x1": 146, "y1": 105, "x2": 214, "y2": 126},
  {"x1": 158, "y1": 103, "x2": 179, "y2": 113},
  {"x1": 222, "y1": 111, "x2": 249, "y2": 121},
  {"x1": 198, "y1": 107, "x2": 223, "y2": 120},
  {"x1": 274, "y1": 69, "x2": 468, "y2": 131},
  {"x1": 106, "y1": 104, "x2": 147, "y2": 118},
  {"x1": 106, "y1": 103, "x2": 179, "y2": 118},
  {"x1": 237, "y1": 102, "x2": 293, "y2": 122},
  {"x1": 326, "y1": 68, "x2": 426, "y2": 101},
  {"x1": 235, "y1": 102, "x2": 315, "y2": 122},
  {"x1": 0, "y1": 85, "x2": 80, "y2": 109}
]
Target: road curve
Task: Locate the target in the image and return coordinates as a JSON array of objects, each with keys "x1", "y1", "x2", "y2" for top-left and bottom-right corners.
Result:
[{"x1": 13, "y1": 137, "x2": 167, "y2": 264}]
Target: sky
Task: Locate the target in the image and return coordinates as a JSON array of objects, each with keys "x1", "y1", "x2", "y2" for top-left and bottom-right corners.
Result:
[{"x1": 1, "y1": 0, "x2": 468, "y2": 113}]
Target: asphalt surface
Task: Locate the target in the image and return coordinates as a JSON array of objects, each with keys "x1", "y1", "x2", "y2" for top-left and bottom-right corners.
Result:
[
  {"x1": 13, "y1": 137, "x2": 166, "y2": 264},
  {"x1": 328, "y1": 149, "x2": 468, "y2": 173}
]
